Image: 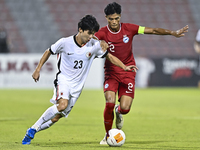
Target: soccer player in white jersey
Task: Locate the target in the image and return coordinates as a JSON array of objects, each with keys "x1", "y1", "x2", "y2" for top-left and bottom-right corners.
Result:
[{"x1": 22, "y1": 15, "x2": 138, "y2": 145}]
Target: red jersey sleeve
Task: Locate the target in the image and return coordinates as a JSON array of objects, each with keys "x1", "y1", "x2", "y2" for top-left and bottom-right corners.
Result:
[
  {"x1": 94, "y1": 26, "x2": 107, "y2": 40},
  {"x1": 124, "y1": 23, "x2": 139, "y2": 36}
]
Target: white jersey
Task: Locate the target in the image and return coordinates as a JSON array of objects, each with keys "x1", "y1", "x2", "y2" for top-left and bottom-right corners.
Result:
[{"x1": 50, "y1": 35, "x2": 107, "y2": 97}]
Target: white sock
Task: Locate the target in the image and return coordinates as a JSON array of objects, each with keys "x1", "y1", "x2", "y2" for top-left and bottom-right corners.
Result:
[
  {"x1": 32, "y1": 105, "x2": 59, "y2": 131},
  {"x1": 37, "y1": 120, "x2": 55, "y2": 132}
]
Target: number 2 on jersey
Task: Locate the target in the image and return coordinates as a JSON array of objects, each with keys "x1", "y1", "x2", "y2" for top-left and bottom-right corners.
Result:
[
  {"x1": 108, "y1": 42, "x2": 115, "y2": 52},
  {"x1": 128, "y1": 83, "x2": 133, "y2": 91}
]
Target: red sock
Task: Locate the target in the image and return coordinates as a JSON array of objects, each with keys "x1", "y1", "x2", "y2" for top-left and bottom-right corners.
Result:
[
  {"x1": 118, "y1": 105, "x2": 130, "y2": 114},
  {"x1": 104, "y1": 103, "x2": 115, "y2": 133}
]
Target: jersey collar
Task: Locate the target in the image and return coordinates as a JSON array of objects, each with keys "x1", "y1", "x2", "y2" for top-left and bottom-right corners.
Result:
[
  {"x1": 73, "y1": 34, "x2": 82, "y2": 48},
  {"x1": 107, "y1": 23, "x2": 121, "y2": 34}
]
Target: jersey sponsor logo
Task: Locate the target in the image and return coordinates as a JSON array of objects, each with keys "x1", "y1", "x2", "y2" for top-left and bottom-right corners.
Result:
[
  {"x1": 86, "y1": 52, "x2": 92, "y2": 58},
  {"x1": 123, "y1": 35, "x2": 129, "y2": 43},
  {"x1": 105, "y1": 83, "x2": 109, "y2": 89},
  {"x1": 125, "y1": 91, "x2": 132, "y2": 93},
  {"x1": 67, "y1": 53, "x2": 74, "y2": 55}
]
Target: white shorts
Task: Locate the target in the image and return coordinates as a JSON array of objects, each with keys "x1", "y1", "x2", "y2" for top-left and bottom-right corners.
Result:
[{"x1": 50, "y1": 83, "x2": 80, "y2": 118}]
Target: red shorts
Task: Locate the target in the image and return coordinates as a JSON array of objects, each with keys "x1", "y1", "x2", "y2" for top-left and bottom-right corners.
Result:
[{"x1": 104, "y1": 72, "x2": 136, "y2": 101}]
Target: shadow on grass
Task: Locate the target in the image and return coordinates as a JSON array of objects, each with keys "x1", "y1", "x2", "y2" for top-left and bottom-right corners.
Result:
[
  {"x1": 31, "y1": 140, "x2": 165, "y2": 149},
  {"x1": 32, "y1": 141, "x2": 99, "y2": 147},
  {"x1": 31, "y1": 140, "x2": 164, "y2": 147}
]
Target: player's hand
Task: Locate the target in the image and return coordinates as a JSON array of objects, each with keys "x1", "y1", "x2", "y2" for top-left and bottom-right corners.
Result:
[
  {"x1": 124, "y1": 65, "x2": 138, "y2": 72},
  {"x1": 172, "y1": 25, "x2": 189, "y2": 38},
  {"x1": 100, "y1": 40, "x2": 109, "y2": 51},
  {"x1": 32, "y1": 69, "x2": 40, "y2": 82}
]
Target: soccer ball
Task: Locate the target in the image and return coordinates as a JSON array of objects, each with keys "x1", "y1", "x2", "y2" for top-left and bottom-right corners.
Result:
[{"x1": 106, "y1": 129, "x2": 126, "y2": 147}]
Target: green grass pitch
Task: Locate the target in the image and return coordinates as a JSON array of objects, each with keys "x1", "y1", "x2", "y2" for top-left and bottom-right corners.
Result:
[{"x1": 0, "y1": 88, "x2": 199, "y2": 150}]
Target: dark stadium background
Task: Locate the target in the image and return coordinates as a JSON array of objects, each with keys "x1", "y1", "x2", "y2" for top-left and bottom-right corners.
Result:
[{"x1": 0, "y1": 0, "x2": 200, "y2": 87}]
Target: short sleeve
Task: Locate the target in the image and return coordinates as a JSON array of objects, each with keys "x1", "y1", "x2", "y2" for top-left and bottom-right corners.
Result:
[
  {"x1": 92, "y1": 40, "x2": 108, "y2": 58},
  {"x1": 95, "y1": 30, "x2": 104, "y2": 40},
  {"x1": 125, "y1": 23, "x2": 139, "y2": 36},
  {"x1": 50, "y1": 38, "x2": 65, "y2": 54}
]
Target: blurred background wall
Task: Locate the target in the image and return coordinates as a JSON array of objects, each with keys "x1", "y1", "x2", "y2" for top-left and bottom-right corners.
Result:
[{"x1": 0, "y1": 0, "x2": 200, "y2": 88}]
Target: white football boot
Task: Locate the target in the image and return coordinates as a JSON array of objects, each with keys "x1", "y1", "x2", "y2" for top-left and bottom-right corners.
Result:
[
  {"x1": 100, "y1": 133, "x2": 108, "y2": 145},
  {"x1": 115, "y1": 105, "x2": 124, "y2": 129}
]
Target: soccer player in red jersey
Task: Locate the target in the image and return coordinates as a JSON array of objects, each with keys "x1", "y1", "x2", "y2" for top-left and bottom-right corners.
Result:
[{"x1": 94, "y1": 2, "x2": 189, "y2": 144}]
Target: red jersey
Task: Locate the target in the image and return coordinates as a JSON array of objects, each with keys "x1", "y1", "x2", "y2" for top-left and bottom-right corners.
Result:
[{"x1": 95, "y1": 23, "x2": 139, "y2": 74}]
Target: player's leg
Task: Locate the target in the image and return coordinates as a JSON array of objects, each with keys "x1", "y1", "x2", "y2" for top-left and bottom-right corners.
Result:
[
  {"x1": 31, "y1": 98, "x2": 68, "y2": 131},
  {"x1": 36, "y1": 95, "x2": 78, "y2": 132},
  {"x1": 104, "y1": 91, "x2": 116, "y2": 133},
  {"x1": 119, "y1": 95, "x2": 133, "y2": 111},
  {"x1": 100, "y1": 91, "x2": 116, "y2": 145},
  {"x1": 115, "y1": 95, "x2": 133, "y2": 129},
  {"x1": 22, "y1": 98, "x2": 68, "y2": 145},
  {"x1": 37, "y1": 114, "x2": 63, "y2": 132},
  {"x1": 115, "y1": 76, "x2": 135, "y2": 129},
  {"x1": 100, "y1": 78, "x2": 119, "y2": 145},
  {"x1": 22, "y1": 80, "x2": 73, "y2": 145},
  {"x1": 22, "y1": 104, "x2": 61, "y2": 145}
]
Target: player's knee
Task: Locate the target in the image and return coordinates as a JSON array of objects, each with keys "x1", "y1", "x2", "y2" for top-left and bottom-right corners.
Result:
[
  {"x1": 51, "y1": 115, "x2": 62, "y2": 123},
  {"x1": 58, "y1": 104, "x2": 67, "y2": 112},
  {"x1": 57, "y1": 99, "x2": 68, "y2": 112},
  {"x1": 105, "y1": 93, "x2": 115, "y2": 103},
  {"x1": 51, "y1": 117, "x2": 59, "y2": 123}
]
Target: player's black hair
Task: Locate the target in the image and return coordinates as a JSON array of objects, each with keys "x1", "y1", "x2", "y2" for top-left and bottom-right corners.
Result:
[
  {"x1": 78, "y1": 15, "x2": 99, "y2": 33},
  {"x1": 104, "y1": 2, "x2": 121, "y2": 16}
]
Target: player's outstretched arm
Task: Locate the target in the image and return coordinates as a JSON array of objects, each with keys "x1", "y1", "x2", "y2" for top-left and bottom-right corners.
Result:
[
  {"x1": 144, "y1": 25, "x2": 189, "y2": 38},
  {"x1": 106, "y1": 53, "x2": 138, "y2": 72},
  {"x1": 32, "y1": 49, "x2": 52, "y2": 82}
]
